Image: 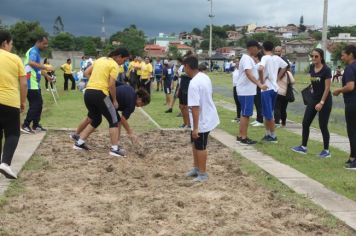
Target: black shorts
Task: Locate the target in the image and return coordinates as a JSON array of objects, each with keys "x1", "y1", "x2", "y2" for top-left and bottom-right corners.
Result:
[
  {"x1": 191, "y1": 131, "x2": 210, "y2": 150},
  {"x1": 164, "y1": 78, "x2": 172, "y2": 94},
  {"x1": 155, "y1": 74, "x2": 162, "y2": 82},
  {"x1": 179, "y1": 91, "x2": 188, "y2": 105},
  {"x1": 84, "y1": 89, "x2": 119, "y2": 128}
]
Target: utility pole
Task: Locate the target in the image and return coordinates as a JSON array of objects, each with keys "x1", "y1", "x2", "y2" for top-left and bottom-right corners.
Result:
[
  {"x1": 322, "y1": 0, "x2": 328, "y2": 52},
  {"x1": 208, "y1": 0, "x2": 214, "y2": 70}
]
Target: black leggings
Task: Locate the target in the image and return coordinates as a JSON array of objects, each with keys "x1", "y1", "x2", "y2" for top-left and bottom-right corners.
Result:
[
  {"x1": 84, "y1": 89, "x2": 119, "y2": 128},
  {"x1": 345, "y1": 103, "x2": 356, "y2": 158},
  {"x1": 274, "y1": 95, "x2": 289, "y2": 125},
  {"x1": 24, "y1": 89, "x2": 43, "y2": 128},
  {"x1": 233, "y1": 86, "x2": 241, "y2": 119},
  {"x1": 254, "y1": 88, "x2": 263, "y2": 123},
  {"x1": 64, "y1": 73, "x2": 75, "y2": 90},
  {"x1": 302, "y1": 95, "x2": 332, "y2": 149},
  {"x1": 0, "y1": 104, "x2": 20, "y2": 166}
]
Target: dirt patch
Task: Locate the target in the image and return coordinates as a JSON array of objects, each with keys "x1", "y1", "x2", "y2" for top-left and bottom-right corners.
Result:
[{"x1": 0, "y1": 130, "x2": 351, "y2": 235}]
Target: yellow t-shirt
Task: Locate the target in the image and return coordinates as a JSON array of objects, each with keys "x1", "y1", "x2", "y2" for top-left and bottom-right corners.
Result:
[
  {"x1": 141, "y1": 63, "x2": 153, "y2": 80},
  {"x1": 86, "y1": 57, "x2": 119, "y2": 95},
  {"x1": 118, "y1": 65, "x2": 124, "y2": 74},
  {"x1": 126, "y1": 61, "x2": 135, "y2": 77},
  {"x1": 43, "y1": 63, "x2": 53, "y2": 74},
  {"x1": 0, "y1": 49, "x2": 26, "y2": 108},
  {"x1": 61, "y1": 63, "x2": 72, "y2": 74},
  {"x1": 136, "y1": 61, "x2": 145, "y2": 76}
]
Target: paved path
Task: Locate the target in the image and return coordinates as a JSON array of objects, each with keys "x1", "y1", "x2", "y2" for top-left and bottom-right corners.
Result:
[
  {"x1": 216, "y1": 100, "x2": 350, "y2": 153},
  {"x1": 0, "y1": 132, "x2": 46, "y2": 195},
  {"x1": 210, "y1": 128, "x2": 356, "y2": 231}
]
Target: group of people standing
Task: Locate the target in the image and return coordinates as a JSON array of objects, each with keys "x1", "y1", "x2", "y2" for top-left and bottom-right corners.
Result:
[{"x1": 231, "y1": 39, "x2": 356, "y2": 169}]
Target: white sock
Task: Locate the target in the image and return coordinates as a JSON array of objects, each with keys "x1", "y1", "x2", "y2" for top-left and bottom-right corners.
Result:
[
  {"x1": 77, "y1": 139, "x2": 85, "y2": 145},
  {"x1": 111, "y1": 145, "x2": 118, "y2": 151},
  {"x1": 270, "y1": 132, "x2": 276, "y2": 138}
]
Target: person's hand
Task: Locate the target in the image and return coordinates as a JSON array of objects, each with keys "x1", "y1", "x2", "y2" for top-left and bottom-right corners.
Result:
[
  {"x1": 128, "y1": 133, "x2": 138, "y2": 144},
  {"x1": 113, "y1": 100, "x2": 119, "y2": 109},
  {"x1": 259, "y1": 84, "x2": 268, "y2": 91},
  {"x1": 315, "y1": 103, "x2": 323, "y2": 112},
  {"x1": 192, "y1": 129, "x2": 199, "y2": 140},
  {"x1": 20, "y1": 103, "x2": 26, "y2": 113},
  {"x1": 333, "y1": 89, "x2": 341, "y2": 96}
]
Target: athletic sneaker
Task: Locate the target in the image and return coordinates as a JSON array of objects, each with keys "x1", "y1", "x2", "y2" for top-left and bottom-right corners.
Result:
[
  {"x1": 21, "y1": 124, "x2": 34, "y2": 134},
  {"x1": 109, "y1": 148, "x2": 126, "y2": 157},
  {"x1": 69, "y1": 133, "x2": 80, "y2": 141},
  {"x1": 240, "y1": 138, "x2": 257, "y2": 145},
  {"x1": 291, "y1": 145, "x2": 307, "y2": 155},
  {"x1": 176, "y1": 113, "x2": 182, "y2": 117},
  {"x1": 178, "y1": 124, "x2": 186, "y2": 128},
  {"x1": 232, "y1": 117, "x2": 240, "y2": 123},
  {"x1": 73, "y1": 142, "x2": 90, "y2": 151},
  {"x1": 186, "y1": 167, "x2": 199, "y2": 177},
  {"x1": 344, "y1": 160, "x2": 356, "y2": 170},
  {"x1": 33, "y1": 124, "x2": 47, "y2": 132},
  {"x1": 250, "y1": 120, "x2": 258, "y2": 125},
  {"x1": 0, "y1": 163, "x2": 17, "y2": 179},
  {"x1": 165, "y1": 108, "x2": 173, "y2": 113},
  {"x1": 184, "y1": 125, "x2": 191, "y2": 129},
  {"x1": 252, "y1": 122, "x2": 263, "y2": 127},
  {"x1": 236, "y1": 136, "x2": 242, "y2": 142},
  {"x1": 275, "y1": 124, "x2": 282, "y2": 128},
  {"x1": 193, "y1": 173, "x2": 208, "y2": 182},
  {"x1": 345, "y1": 159, "x2": 352, "y2": 164},
  {"x1": 319, "y1": 150, "x2": 331, "y2": 158},
  {"x1": 264, "y1": 135, "x2": 278, "y2": 144}
]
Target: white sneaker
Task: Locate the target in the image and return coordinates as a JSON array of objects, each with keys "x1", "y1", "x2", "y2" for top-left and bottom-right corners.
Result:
[
  {"x1": 252, "y1": 122, "x2": 264, "y2": 127},
  {"x1": 250, "y1": 120, "x2": 258, "y2": 125},
  {"x1": 0, "y1": 163, "x2": 17, "y2": 179}
]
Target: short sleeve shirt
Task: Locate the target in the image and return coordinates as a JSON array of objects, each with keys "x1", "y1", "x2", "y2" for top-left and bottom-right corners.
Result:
[
  {"x1": 342, "y1": 62, "x2": 356, "y2": 104},
  {"x1": 235, "y1": 54, "x2": 257, "y2": 96},
  {"x1": 116, "y1": 85, "x2": 136, "y2": 119},
  {"x1": 309, "y1": 64, "x2": 332, "y2": 100}
]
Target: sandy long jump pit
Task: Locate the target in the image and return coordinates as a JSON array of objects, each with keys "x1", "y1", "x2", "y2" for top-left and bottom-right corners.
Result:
[{"x1": 0, "y1": 130, "x2": 353, "y2": 235}]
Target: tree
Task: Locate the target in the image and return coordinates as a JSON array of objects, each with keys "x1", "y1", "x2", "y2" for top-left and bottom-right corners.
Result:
[
  {"x1": 299, "y1": 15, "x2": 306, "y2": 33},
  {"x1": 191, "y1": 27, "x2": 202, "y2": 36},
  {"x1": 83, "y1": 40, "x2": 96, "y2": 56},
  {"x1": 110, "y1": 25, "x2": 146, "y2": 56},
  {"x1": 9, "y1": 21, "x2": 48, "y2": 54},
  {"x1": 167, "y1": 45, "x2": 182, "y2": 59},
  {"x1": 311, "y1": 31, "x2": 322, "y2": 40},
  {"x1": 51, "y1": 32, "x2": 75, "y2": 51},
  {"x1": 202, "y1": 25, "x2": 228, "y2": 39},
  {"x1": 249, "y1": 33, "x2": 281, "y2": 46},
  {"x1": 200, "y1": 36, "x2": 227, "y2": 50},
  {"x1": 331, "y1": 42, "x2": 347, "y2": 64}
]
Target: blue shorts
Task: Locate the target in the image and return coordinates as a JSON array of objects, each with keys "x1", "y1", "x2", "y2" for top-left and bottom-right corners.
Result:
[
  {"x1": 238, "y1": 95, "x2": 254, "y2": 117},
  {"x1": 164, "y1": 78, "x2": 172, "y2": 94},
  {"x1": 261, "y1": 90, "x2": 278, "y2": 120}
]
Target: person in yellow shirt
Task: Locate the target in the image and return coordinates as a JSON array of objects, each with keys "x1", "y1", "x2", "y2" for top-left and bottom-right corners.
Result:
[
  {"x1": 60, "y1": 58, "x2": 75, "y2": 90},
  {"x1": 140, "y1": 57, "x2": 153, "y2": 94},
  {"x1": 0, "y1": 30, "x2": 27, "y2": 179},
  {"x1": 73, "y1": 48, "x2": 130, "y2": 157},
  {"x1": 43, "y1": 58, "x2": 55, "y2": 91}
]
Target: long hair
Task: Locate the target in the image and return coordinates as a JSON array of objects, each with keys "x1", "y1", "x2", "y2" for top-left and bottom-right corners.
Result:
[{"x1": 312, "y1": 48, "x2": 326, "y2": 65}]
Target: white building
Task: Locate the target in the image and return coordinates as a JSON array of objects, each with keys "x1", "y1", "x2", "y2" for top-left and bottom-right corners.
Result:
[{"x1": 330, "y1": 33, "x2": 356, "y2": 43}]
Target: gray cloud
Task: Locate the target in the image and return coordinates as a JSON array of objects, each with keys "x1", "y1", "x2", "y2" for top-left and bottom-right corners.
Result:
[{"x1": 0, "y1": 0, "x2": 354, "y2": 37}]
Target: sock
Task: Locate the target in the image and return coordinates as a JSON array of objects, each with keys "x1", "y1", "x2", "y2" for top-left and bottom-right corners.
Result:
[
  {"x1": 77, "y1": 139, "x2": 85, "y2": 145},
  {"x1": 270, "y1": 132, "x2": 276, "y2": 138},
  {"x1": 111, "y1": 145, "x2": 118, "y2": 151},
  {"x1": 266, "y1": 130, "x2": 271, "y2": 136},
  {"x1": 301, "y1": 145, "x2": 307, "y2": 150}
]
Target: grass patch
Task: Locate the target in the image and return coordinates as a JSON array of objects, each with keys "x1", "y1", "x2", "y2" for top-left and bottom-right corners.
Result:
[
  {"x1": 21, "y1": 155, "x2": 49, "y2": 172},
  {"x1": 0, "y1": 180, "x2": 24, "y2": 208}
]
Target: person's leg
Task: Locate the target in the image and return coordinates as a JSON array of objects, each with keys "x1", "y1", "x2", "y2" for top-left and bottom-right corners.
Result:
[
  {"x1": 318, "y1": 96, "x2": 332, "y2": 150},
  {"x1": 70, "y1": 74, "x2": 76, "y2": 90},
  {"x1": 1, "y1": 106, "x2": 20, "y2": 166},
  {"x1": 64, "y1": 74, "x2": 69, "y2": 91},
  {"x1": 302, "y1": 103, "x2": 318, "y2": 147},
  {"x1": 182, "y1": 105, "x2": 190, "y2": 126},
  {"x1": 75, "y1": 117, "x2": 92, "y2": 135},
  {"x1": 238, "y1": 96, "x2": 253, "y2": 139},
  {"x1": 345, "y1": 103, "x2": 356, "y2": 161},
  {"x1": 233, "y1": 86, "x2": 240, "y2": 119},
  {"x1": 24, "y1": 90, "x2": 35, "y2": 127},
  {"x1": 274, "y1": 95, "x2": 282, "y2": 125},
  {"x1": 192, "y1": 132, "x2": 210, "y2": 181},
  {"x1": 261, "y1": 90, "x2": 275, "y2": 136},
  {"x1": 266, "y1": 91, "x2": 278, "y2": 135},
  {"x1": 32, "y1": 90, "x2": 43, "y2": 128},
  {"x1": 45, "y1": 79, "x2": 49, "y2": 90},
  {"x1": 280, "y1": 96, "x2": 289, "y2": 126},
  {"x1": 255, "y1": 88, "x2": 263, "y2": 123}
]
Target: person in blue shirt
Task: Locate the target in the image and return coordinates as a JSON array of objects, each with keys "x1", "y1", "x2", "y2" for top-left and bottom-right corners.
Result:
[
  {"x1": 333, "y1": 45, "x2": 356, "y2": 169},
  {"x1": 163, "y1": 60, "x2": 174, "y2": 111},
  {"x1": 154, "y1": 57, "x2": 163, "y2": 91},
  {"x1": 21, "y1": 35, "x2": 53, "y2": 134}
]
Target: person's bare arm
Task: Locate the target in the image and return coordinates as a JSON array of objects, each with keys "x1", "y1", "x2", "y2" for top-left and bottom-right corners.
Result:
[
  {"x1": 333, "y1": 81, "x2": 355, "y2": 96},
  {"x1": 19, "y1": 76, "x2": 27, "y2": 112},
  {"x1": 315, "y1": 78, "x2": 331, "y2": 111},
  {"x1": 109, "y1": 77, "x2": 118, "y2": 109},
  {"x1": 191, "y1": 106, "x2": 200, "y2": 139},
  {"x1": 246, "y1": 69, "x2": 268, "y2": 90},
  {"x1": 84, "y1": 65, "x2": 93, "y2": 79},
  {"x1": 277, "y1": 67, "x2": 288, "y2": 81}
]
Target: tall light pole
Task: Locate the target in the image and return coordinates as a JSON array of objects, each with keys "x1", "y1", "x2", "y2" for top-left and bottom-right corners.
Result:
[
  {"x1": 322, "y1": 0, "x2": 328, "y2": 52},
  {"x1": 208, "y1": 0, "x2": 214, "y2": 69}
]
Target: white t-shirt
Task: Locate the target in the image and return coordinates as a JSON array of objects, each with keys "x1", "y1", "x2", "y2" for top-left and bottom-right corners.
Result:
[
  {"x1": 188, "y1": 72, "x2": 220, "y2": 133},
  {"x1": 232, "y1": 69, "x2": 239, "y2": 87},
  {"x1": 260, "y1": 55, "x2": 288, "y2": 92},
  {"x1": 235, "y1": 54, "x2": 257, "y2": 96}
]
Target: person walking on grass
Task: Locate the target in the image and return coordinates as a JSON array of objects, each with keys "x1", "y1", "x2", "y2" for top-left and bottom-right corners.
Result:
[
  {"x1": 184, "y1": 55, "x2": 220, "y2": 182},
  {"x1": 333, "y1": 45, "x2": 356, "y2": 169},
  {"x1": 232, "y1": 58, "x2": 241, "y2": 123},
  {"x1": 43, "y1": 58, "x2": 55, "y2": 91},
  {"x1": 236, "y1": 40, "x2": 268, "y2": 145},
  {"x1": 259, "y1": 41, "x2": 288, "y2": 143},
  {"x1": 72, "y1": 48, "x2": 130, "y2": 157},
  {"x1": 21, "y1": 35, "x2": 53, "y2": 134},
  {"x1": 0, "y1": 30, "x2": 27, "y2": 179},
  {"x1": 140, "y1": 57, "x2": 153, "y2": 95},
  {"x1": 61, "y1": 58, "x2": 75, "y2": 91},
  {"x1": 292, "y1": 48, "x2": 332, "y2": 158},
  {"x1": 163, "y1": 60, "x2": 174, "y2": 111},
  {"x1": 251, "y1": 51, "x2": 264, "y2": 127}
]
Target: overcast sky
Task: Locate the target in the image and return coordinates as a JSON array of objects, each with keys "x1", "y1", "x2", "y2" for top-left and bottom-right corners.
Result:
[{"x1": 0, "y1": 0, "x2": 354, "y2": 37}]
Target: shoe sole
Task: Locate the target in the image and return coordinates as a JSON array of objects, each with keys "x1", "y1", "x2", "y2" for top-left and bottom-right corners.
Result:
[
  {"x1": 20, "y1": 128, "x2": 33, "y2": 134},
  {"x1": 265, "y1": 140, "x2": 278, "y2": 144},
  {"x1": 344, "y1": 167, "x2": 356, "y2": 170},
  {"x1": 109, "y1": 151, "x2": 125, "y2": 157},
  {"x1": 73, "y1": 145, "x2": 89, "y2": 151},
  {"x1": 291, "y1": 148, "x2": 307, "y2": 155},
  {"x1": 239, "y1": 142, "x2": 257, "y2": 146},
  {"x1": 0, "y1": 169, "x2": 17, "y2": 179},
  {"x1": 319, "y1": 155, "x2": 331, "y2": 158}
]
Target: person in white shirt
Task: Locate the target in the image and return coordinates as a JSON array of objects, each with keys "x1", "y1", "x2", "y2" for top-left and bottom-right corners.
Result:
[
  {"x1": 259, "y1": 41, "x2": 288, "y2": 143},
  {"x1": 232, "y1": 58, "x2": 241, "y2": 122},
  {"x1": 236, "y1": 40, "x2": 267, "y2": 145},
  {"x1": 184, "y1": 55, "x2": 220, "y2": 182}
]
